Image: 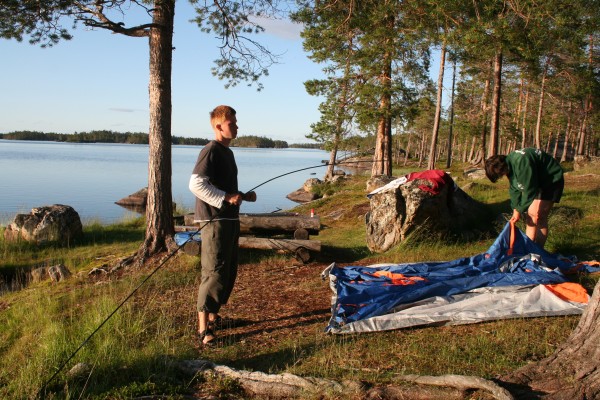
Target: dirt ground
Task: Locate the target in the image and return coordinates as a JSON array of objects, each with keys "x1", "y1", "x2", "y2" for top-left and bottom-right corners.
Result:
[
  {"x1": 187, "y1": 172, "x2": 600, "y2": 352},
  {"x1": 190, "y1": 256, "x2": 333, "y2": 352}
]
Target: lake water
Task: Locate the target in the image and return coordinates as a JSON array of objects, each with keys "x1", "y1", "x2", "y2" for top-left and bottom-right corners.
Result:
[{"x1": 0, "y1": 140, "x2": 330, "y2": 226}]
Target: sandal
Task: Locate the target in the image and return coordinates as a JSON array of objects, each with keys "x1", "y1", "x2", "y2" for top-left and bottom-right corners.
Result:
[
  {"x1": 197, "y1": 328, "x2": 216, "y2": 347},
  {"x1": 208, "y1": 314, "x2": 223, "y2": 330}
]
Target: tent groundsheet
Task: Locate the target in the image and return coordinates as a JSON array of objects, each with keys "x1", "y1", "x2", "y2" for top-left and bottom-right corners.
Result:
[{"x1": 325, "y1": 223, "x2": 599, "y2": 334}]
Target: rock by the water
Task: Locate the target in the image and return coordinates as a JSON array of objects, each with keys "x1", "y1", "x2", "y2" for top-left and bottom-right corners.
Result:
[
  {"x1": 287, "y1": 178, "x2": 321, "y2": 204},
  {"x1": 115, "y1": 187, "x2": 148, "y2": 209},
  {"x1": 286, "y1": 188, "x2": 318, "y2": 204},
  {"x1": 4, "y1": 204, "x2": 83, "y2": 245},
  {"x1": 303, "y1": 178, "x2": 322, "y2": 192}
]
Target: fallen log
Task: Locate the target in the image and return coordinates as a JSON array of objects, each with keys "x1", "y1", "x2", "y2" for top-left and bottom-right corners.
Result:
[
  {"x1": 238, "y1": 236, "x2": 320, "y2": 252},
  {"x1": 175, "y1": 226, "x2": 320, "y2": 262},
  {"x1": 183, "y1": 213, "x2": 321, "y2": 235}
]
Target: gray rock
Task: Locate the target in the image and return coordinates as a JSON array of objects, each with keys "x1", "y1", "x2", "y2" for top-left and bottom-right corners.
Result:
[
  {"x1": 67, "y1": 362, "x2": 92, "y2": 380},
  {"x1": 4, "y1": 204, "x2": 83, "y2": 245},
  {"x1": 30, "y1": 264, "x2": 72, "y2": 283},
  {"x1": 366, "y1": 174, "x2": 491, "y2": 252},
  {"x1": 115, "y1": 187, "x2": 148, "y2": 207},
  {"x1": 48, "y1": 264, "x2": 72, "y2": 282},
  {"x1": 303, "y1": 178, "x2": 322, "y2": 192},
  {"x1": 286, "y1": 188, "x2": 318, "y2": 204},
  {"x1": 286, "y1": 178, "x2": 322, "y2": 204},
  {"x1": 463, "y1": 167, "x2": 486, "y2": 180}
]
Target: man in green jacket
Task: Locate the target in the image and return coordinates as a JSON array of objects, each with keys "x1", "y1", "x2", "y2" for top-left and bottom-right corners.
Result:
[{"x1": 485, "y1": 148, "x2": 564, "y2": 248}]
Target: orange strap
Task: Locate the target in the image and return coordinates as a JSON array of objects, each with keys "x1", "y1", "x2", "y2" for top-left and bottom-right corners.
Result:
[
  {"x1": 371, "y1": 271, "x2": 425, "y2": 286},
  {"x1": 544, "y1": 282, "x2": 589, "y2": 304},
  {"x1": 507, "y1": 220, "x2": 515, "y2": 256}
]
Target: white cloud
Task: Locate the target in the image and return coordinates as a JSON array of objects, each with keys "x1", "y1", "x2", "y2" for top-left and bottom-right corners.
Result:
[{"x1": 249, "y1": 16, "x2": 303, "y2": 40}]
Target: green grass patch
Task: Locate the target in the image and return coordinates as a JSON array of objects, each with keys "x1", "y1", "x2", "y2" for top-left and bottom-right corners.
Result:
[{"x1": 1, "y1": 163, "x2": 599, "y2": 398}]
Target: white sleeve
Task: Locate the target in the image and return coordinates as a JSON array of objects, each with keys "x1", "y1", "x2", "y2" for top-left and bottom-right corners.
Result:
[{"x1": 189, "y1": 174, "x2": 226, "y2": 209}]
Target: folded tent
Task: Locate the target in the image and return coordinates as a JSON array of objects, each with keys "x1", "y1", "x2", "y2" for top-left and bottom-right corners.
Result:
[{"x1": 324, "y1": 222, "x2": 599, "y2": 334}]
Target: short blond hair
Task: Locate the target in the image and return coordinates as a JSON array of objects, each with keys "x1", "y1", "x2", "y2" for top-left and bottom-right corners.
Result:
[{"x1": 209, "y1": 105, "x2": 236, "y2": 128}]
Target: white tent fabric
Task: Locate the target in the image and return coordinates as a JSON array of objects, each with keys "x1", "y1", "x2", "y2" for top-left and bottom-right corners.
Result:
[{"x1": 327, "y1": 283, "x2": 587, "y2": 334}]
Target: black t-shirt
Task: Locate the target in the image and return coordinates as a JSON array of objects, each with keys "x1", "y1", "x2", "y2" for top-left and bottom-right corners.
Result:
[{"x1": 192, "y1": 140, "x2": 239, "y2": 220}]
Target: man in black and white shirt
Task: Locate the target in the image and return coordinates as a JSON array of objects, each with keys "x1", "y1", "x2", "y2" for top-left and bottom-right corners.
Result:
[{"x1": 189, "y1": 105, "x2": 256, "y2": 347}]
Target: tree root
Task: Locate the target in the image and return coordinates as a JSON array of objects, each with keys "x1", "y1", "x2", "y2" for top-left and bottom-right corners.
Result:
[
  {"x1": 177, "y1": 359, "x2": 514, "y2": 400},
  {"x1": 397, "y1": 374, "x2": 513, "y2": 400}
]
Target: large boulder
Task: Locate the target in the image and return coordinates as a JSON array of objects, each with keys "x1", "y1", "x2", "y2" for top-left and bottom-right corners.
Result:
[
  {"x1": 4, "y1": 204, "x2": 83, "y2": 245},
  {"x1": 366, "y1": 171, "x2": 491, "y2": 252}
]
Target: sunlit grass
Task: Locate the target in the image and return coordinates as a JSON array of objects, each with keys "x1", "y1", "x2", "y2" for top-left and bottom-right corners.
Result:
[{"x1": 1, "y1": 164, "x2": 599, "y2": 398}]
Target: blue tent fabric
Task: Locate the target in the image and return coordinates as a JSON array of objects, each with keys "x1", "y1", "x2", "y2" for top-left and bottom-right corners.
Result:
[
  {"x1": 174, "y1": 231, "x2": 201, "y2": 247},
  {"x1": 326, "y1": 223, "x2": 599, "y2": 333}
]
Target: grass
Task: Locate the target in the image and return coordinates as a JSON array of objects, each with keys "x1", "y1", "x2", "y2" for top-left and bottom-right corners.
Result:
[{"x1": 1, "y1": 162, "x2": 599, "y2": 399}]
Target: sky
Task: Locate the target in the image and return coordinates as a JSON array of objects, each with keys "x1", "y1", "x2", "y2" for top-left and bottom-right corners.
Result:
[{"x1": 0, "y1": 2, "x2": 449, "y2": 144}]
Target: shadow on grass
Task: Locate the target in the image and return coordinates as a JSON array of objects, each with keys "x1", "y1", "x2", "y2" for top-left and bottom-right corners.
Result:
[
  {"x1": 0, "y1": 262, "x2": 31, "y2": 295},
  {"x1": 79, "y1": 221, "x2": 145, "y2": 246},
  {"x1": 40, "y1": 353, "x2": 195, "y2": 400},
  {"x1": 319, "y1": 244, "x2": 371, "y2": 263},
  {"x1": 223, "y1": 309, "x2": 339, "y2": 373},
  {"x1": 230, "y1": 342, "x2": 324, "y2": 375},
  {"x1": 237, "y1": 243, "x2": 372, "y2": 265},
  {"x1": 222, "y1": 308, "x2": 331, "y2": 344}
]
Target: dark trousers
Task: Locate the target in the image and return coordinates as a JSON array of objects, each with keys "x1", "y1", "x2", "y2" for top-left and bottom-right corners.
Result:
[{"x1": 197, "y1": 219, "x2": 240, "y2": 313}]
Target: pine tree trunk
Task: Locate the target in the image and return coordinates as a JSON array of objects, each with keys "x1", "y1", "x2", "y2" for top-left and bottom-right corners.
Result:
[
  {"x1": 521, "y1": 87, "x2": 529, "y2": 148},
  {"x1": 534, "y1": 60, "x2": 548, "y2": 149},
  {"x1": 514, "y1": 77, "x2": 524, "y2": 130},
  {"x1": 468, "y1": 136, "x2": 477, "y2": 163},
  {"x1": 404, "y1": 135, "x2": 412, "y2": 166},
  {"x1": 561, "y1": 103, "x2": 573, "y2": 162},
  {"x1": 371, "y1": 11, "x2": 394, "y2": 178},
  {"x1": 428, "y1": 42, "x2": 446, "y2": 170},
  {"x1": 577, "y1": 95, "x2": 591, "y2": 155},
  {"x1": 577, "y1": 35, "x2": 594, "y2": 156},
  {"x1": 488, "y1": 49, "x2": 502, "y2": 157},
  {"x1": 477, "y1": 63, "x2": 491, "y2": 165},
  {"x1": 446, "y1": 61, "x2": 456, "y2": 168},
  {"x1": 372, "y1": 112, "x2": 388, "y2": 176},
  {"x1": 139, "y1": 0, "x2": 176, "y2": 260},
  {"x1": 326, "y1": 146, "x2": 338, "y2": 180},
  {"x1": 418, "y1": 131, "x2": 427, "y2": 168},
  {"x1": 544, "y1": 132, "x2": 554, "y2": 153},
  {"x1": 371, "y1": 53, "x2": 393, "y2": 177},
  {"x1": 502, "y1": 279, "x2": 600, "y2": 399}
]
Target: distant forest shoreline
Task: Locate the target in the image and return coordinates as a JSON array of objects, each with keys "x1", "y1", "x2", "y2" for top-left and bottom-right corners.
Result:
[{"x1": 0, "y1": 130, "x2": 321, "y2": 149}]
